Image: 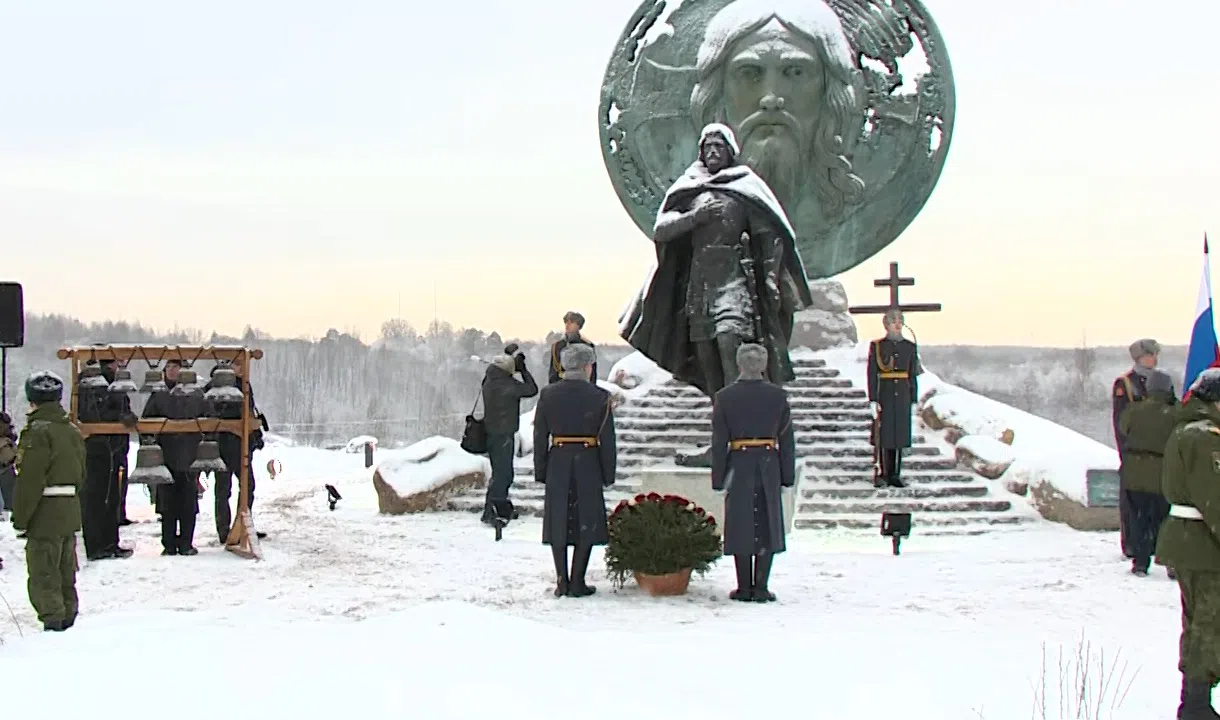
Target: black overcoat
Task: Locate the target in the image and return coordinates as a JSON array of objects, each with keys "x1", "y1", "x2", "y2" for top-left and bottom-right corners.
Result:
[
  {"x1": 867, "y1": 337, "x2": 920, "y2": 449},
  {"x1": 533, "y1": 378, "x2": 616, "y2": 547},
  {"x1": 711, "y1": 379, "x2": 795, "y2": 556}
]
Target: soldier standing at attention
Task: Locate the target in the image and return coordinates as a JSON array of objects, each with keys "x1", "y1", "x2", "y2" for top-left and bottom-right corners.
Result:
[
  {"x1": 711, "y1": 344, "x2": 795, "y2": 602},
  {"x1": 548, "y1": 311, "x2": 597, "y2": 385},
  {"x1": 533, "y1": 343, "x2": 616, "y2": 597},
  {"x1": 866, "y1": 309, "x2": 919, "y2": 488},
  {"x1": 1117, "y1": 369, "x2": 1176, "y2": 577},
  {"x1": 1114, "y1": 338, "x2": 1169, "y2": 559},
  {"x1": 1156, "y1": 368, "x2": 1220, "y2": 718},
  {"x1": 12, "y1": 371, "x2": 86, "y2": 632}
]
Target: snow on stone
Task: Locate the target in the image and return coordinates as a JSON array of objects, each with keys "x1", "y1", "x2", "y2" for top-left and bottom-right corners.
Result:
[
  {"x1": 344, "y1": 435, "x2": 377, "y2": 453},
  {"x1": 818, "y1": 342, "x2": 1118, "y2": 505},
  {"x1": 375, "y1": 436, "x2": 489, "y2": 497},
  {"x1": 608, "y1": 350, "x2": 673, "y2": 396},
  {"x1": 957, "y1": 434, "x2": 1017, "y2": 465}
]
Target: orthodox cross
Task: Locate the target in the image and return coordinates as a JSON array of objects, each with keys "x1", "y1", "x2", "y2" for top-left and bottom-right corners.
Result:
[{"x1": 847, "y1": 261, "x2": 943, "y2": 316}]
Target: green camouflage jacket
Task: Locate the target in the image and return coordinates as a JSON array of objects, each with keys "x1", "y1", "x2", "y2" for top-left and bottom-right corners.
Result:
[
  {"x1": 1118, "y1": 392, "x2": 1178, "y2": 494},
  {"x1": 13, "y1": 403, "x2": 85, "y2": 538}
]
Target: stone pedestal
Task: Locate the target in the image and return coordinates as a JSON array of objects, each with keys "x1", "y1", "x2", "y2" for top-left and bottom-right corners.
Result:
[{"x1": 637, "y1": 465, "x2": 796, "y2": 536}]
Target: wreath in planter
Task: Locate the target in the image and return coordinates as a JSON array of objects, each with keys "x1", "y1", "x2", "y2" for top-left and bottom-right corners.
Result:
[{"x1": 604, "y1": 492, "x2": 722, "y2": 588}]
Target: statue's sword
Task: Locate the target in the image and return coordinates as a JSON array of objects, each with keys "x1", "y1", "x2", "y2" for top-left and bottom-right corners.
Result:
[{"x1": 735, "y1": 232, "x2": 767, "y2": 345}]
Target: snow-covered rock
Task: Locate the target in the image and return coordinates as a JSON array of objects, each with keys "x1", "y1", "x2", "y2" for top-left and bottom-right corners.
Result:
[
  {"x1": 371, "y1": 437, "x2": 489, "y2": 515},
  {"x1": 789, "y1": 279, "x2": 857, "y2": 350},
  {"x1": 954, "y1": 435, "x2": 1016, "y2": 480},
  {"x1": 608, "y1": 352, "x2": 673, "y2": 395}
]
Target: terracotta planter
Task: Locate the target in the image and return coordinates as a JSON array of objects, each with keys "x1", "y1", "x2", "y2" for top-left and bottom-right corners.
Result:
[{"x1": 634, "y1": 568, "x2": 693, "y2": 596}]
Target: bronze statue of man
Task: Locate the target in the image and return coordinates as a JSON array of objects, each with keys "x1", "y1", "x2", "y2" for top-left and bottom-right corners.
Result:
[{"x1": 620, "y1": 123, "x2": 814, "y2": 466}]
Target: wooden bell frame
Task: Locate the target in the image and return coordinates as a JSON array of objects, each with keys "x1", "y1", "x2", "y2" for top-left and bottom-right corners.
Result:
[{"x1": 58, "y1": 344, "x2": 265, "y2": 560}]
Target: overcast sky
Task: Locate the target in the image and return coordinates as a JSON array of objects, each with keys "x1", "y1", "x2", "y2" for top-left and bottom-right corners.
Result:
[{"x1": 1, "y1": 0, "x2": 1217, "y2": 347}]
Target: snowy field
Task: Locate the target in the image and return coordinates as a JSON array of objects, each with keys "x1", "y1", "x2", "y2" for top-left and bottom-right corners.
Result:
[{"x1": 0, "y1": 442, "x2": 1181, "y2": 719}]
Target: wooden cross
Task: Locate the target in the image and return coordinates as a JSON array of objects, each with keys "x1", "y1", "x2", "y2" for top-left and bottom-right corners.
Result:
[{"x1": 848, "y1": 261, "x2": 943, "y2": 315}]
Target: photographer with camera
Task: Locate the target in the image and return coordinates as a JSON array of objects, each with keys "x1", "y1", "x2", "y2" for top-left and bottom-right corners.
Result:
[
  {"x1": 204, "y1": 358, "x2": 269, "y2": 545},
  {"x1": 480, "y1": 343, "x2": 537, "y2": 527}
]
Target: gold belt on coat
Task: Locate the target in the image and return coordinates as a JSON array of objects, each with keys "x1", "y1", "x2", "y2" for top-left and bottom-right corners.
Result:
[
  {"x1": 729, "y1": 438, "x2": 777, "y2": 451},
  {"x1": 552, "y1": 436, "x2": 598, "y2": 448}
]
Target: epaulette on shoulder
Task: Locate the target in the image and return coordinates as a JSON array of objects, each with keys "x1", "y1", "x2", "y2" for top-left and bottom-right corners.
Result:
[{"x1": 1181, "y1": 419, "x2": 1217, "y2": 437}]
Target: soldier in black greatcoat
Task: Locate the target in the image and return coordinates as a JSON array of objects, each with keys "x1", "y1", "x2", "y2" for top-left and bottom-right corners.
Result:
[
  {"x1": 142, "y1": 360, "x2": 211, "y2": 556},
  {"x1": 79, "y1": 358, "x2": 138, "y2": 560},
  {"x1": 1113, "y1": 338, "x2": 1169, "y2": 560},
  {"x1": 711, "y1": 343, "x2": 795, "y2": 602},
  {"x1": 533, "y1": 343, "x2": 616, "y2": 598},
  {"x1": 547, "y1": 311, "x2": 597, "y2": 385},
  {"x1": 867, "y1": 309, "x2": 920, "y2": 488}
]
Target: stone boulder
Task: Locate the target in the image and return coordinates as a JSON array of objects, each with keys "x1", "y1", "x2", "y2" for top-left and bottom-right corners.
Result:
[
  {"x1": 1029, "y1": 481, "x2": 1119, "y2": 531},
  {"x1": 789, "y1": 280, "x2": 858, "y2": 351},
  {"x1": 954, "y1": 435, "x2": 1015, "y2": 480},
  {"x1": 372, "y1": 437, "x2": 491, "y2": 515}
]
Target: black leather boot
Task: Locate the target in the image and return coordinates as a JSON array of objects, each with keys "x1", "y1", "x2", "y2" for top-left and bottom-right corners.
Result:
[
  {"x1": 551, "y1": 544, "x2": 569, "y2": 597},
  {"x1": 753, "y1": 553, "x2": 776, "y2": 602},
  {"x1": 730, "y1": 555, "x2": 754, "y2": 601},
  {"x1": 568, "y1": 545, "x2": 596, "y2": 597},
  {"x1": 1180, "y1": 676, "x2": 1220, "y2": 719}
]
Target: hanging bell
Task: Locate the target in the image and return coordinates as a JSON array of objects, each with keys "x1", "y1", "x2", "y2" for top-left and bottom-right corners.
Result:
[
  {"x1": 78, "y1": 363, "x2": 110, "y2": 390},
  {"x1": 171, "y1": 367, "x2": 200, "y2": 397},
  {"x1": 205, "y1": 365, "x2": 244, "y2": 413},
  {"x1": 190, "y1": 436, "x2": 227, "y2": 474},
  {"x1": 108, "y1": 366, "x2": 138, "y2": 394},
  {"x1": 128, "y1": 441, "x2": 172, "y2": 486},
  {"x1": 139, "y1": 369, "x2": 167, "y2": 394}
]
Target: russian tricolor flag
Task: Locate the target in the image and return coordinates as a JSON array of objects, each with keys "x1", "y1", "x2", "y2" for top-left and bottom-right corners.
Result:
[{"x1": 1184, "y1": 234, "x2": 1220, "y2": 398}]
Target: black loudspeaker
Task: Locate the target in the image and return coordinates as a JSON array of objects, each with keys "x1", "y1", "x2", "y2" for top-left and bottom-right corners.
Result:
[{"x1": 0, "y1": 283, "x2": 22, "y2": 348}]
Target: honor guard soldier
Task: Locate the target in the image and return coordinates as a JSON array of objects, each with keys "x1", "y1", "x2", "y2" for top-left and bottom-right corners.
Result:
[
  {"x1": 548, "y1": 311, "x2": 597, "y2": 384},
  {"x1": 1114, "y1": 338, "x2": 1169, "y2": 560},
  {"x1": 1155, "y1": 367, "x2": 1220, "y2": 718},
  {"x1": 867, "y1": 309, "x2": 920, "y2": 488},
  {"x1": 12, "y1": 371, "x2": 86, "y2": 632},
  {"x1": 533, "y1": 343, "x2": 616, "y2": 597},
  {"x1": 711, "y1": 344, "x2": 796, "y2": 602}
]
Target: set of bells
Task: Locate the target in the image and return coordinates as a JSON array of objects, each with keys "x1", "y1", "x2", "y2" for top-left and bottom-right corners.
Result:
[{"x1": 78, "y1": 362, "x2": 247, "y2": 487}]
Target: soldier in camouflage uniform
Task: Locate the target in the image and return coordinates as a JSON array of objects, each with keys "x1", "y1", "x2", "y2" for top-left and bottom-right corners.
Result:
[
  {"x1": 12, "y1": 371, "x2": 86, "y2": 632},
  {"x1": 1118, "y1": 369, "x2": 1176, "y2": 577},
  {"x1": 1156, "y1": 367, "x2": 1220, "y2": 718}
]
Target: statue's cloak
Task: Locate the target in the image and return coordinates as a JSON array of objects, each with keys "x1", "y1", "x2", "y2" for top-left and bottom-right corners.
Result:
[{"x1": 619, "y1": 161, "x2": 815, "y2": 395}]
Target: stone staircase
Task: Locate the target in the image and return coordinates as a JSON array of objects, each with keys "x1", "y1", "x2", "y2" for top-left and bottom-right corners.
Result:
[{"x1": 447, "y1": 357, "x2": 1038, "y2": 534}]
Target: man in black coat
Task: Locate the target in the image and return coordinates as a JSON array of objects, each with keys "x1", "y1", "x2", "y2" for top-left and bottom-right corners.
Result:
[
  {"x1": 711, "y1": 343, "x2": 795, "y2": 602},
  {"x1": 867, "y1": 309, "x2": 920, "y2": 488},
  {"x1": 79, "y1": 359, "x2": 138, "y2": 560},
  {"x1": 203, "y1": 360, "x2": 268, "y2": 544},
  {"x1": 547, "y1": 311, "x2": 598, "y2": 385},
  {"x1": 142, "y1": 360, "x2": 210, "y2": 556},
  {"x1": 480, "y1": 347, "x2": 538, "y2": 525},
  {"x1": 533, "y1": 343, "x2": 616, "y2": 598},
  {"x1": 1112, "y1": 338, "x2": 1168, "y2": 560}
]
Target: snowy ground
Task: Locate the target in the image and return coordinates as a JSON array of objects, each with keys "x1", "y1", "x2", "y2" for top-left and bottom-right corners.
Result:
[{"x1": 0, "y1": 443, "x2": 1183, "y2": 719}]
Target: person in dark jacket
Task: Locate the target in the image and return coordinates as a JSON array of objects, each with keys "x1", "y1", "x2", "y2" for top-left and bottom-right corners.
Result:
[
  {"x1": 203, "y1": 360, "x2": 267, "y2": 544},
  {"x1": 1155, "y1": 368, "x2": 1220, "y2": 718},
  {"x1": 547, "y1": 311, "x2": 598, "y2": 384},
  {"x1": 142, "y1": 360, "x2": 210, "y2": 556},
  {"x1": 0, "y1": 410, "x2": 17, "y2": 570},
  {"x1": 533, "y1": 344, "x2": 616, "y2": 597},
  {"x1": 1113, "y1": 338, "x2": 1167, "y2": 559},
  {"x1": 480, "y1": 347, "x2": 538, "y2": 525},
  {"x1": 1117, "y1": 369, "x2": 1176, "y2": 576},
  {"x1": 78, "y1": 359, "x2": 137, "y2": 560},
  {"x1": 866, "y1": 309, "x2": 919, "y2": 488},
  {"x1": 711, "y1": 343, "x2": 795, "y2": 602}
]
